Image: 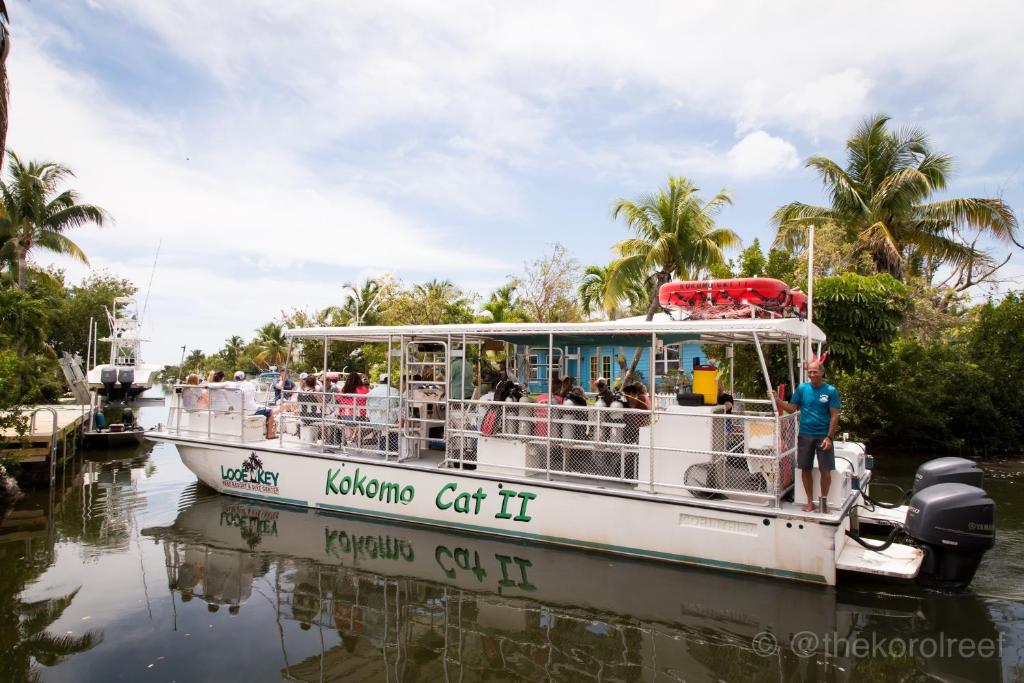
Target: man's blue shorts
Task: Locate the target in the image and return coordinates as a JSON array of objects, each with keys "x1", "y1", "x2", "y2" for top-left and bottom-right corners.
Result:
[{"x1": 797, "y1": 434, "x2": 835, "y2": 471}]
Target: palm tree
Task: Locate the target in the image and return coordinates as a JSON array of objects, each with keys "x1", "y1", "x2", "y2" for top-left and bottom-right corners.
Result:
[
  {"x1": 478, "y1": 282, "x2": 528, "y2": 323},
  {"x1": 0, "y1": 587, "x2": 101, "y2": 682},
  {"x1": 412, "y1": 278, "x2": 472, "y2": 325},
  {"x1": 578, "y1": 264, "x2": 650, "y2": 320},
  {"x1": 254, "y1": 322, "x2": 288, "y2": 369},
  {"x1": 326, "y1": 278, "x2": 382, "y2": 326},
  {"x1": 772, "y1": 114, "x2": 1018, "y2": 280},
  {"x1": 0, "y1": 288, "x2": 47, "y2": 357},
  {"x1": 609, "y1": 176, "x2": 739, "y2": 321},
  {"x1": 0, "y1": 152, "x2": 108, "y2": 290},
  {"x1": 0, "y1": 2, "x2": 10, "y2": 167},
  {"x1": 183, "y1": 349, "x2": 205, "y2": 372},
  {"x1": 221, "y1": 335, "x2": 245, "y2": 364}
]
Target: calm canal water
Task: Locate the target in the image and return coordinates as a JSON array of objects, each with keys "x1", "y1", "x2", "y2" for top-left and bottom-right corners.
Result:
[{"x1": 1, "y1": 401, "x2": 1022, "y2": 682}]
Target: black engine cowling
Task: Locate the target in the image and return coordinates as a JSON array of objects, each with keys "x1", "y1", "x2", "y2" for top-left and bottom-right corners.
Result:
[
  {"x1": 913, "y1": 457, "x2": 984, "y2": 495},
  {"x1": 905, "y1": 483, "x2": 995, "y2": 589}
]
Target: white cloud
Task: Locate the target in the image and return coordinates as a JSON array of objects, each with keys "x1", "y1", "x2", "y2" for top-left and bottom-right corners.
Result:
[
  {"x1": 727, "y1": 131, "x2": 800, "y2": 178},
  {"x1": 9, "y1": 1, "x2": 1024, "y2": 361}
]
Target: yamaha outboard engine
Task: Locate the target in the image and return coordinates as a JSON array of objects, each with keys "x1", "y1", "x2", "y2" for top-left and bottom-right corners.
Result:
[
  {"x1": 117, "y1": 368, "x2": 135, "y2": 400},
  {"x1": 100, "y1": 366, "x2": 117, "y2": 397},
  {"x1": 905, "y1": 483, "x2": 995, "y2": 589},
  {"x1": 913, "y1": 457, "x2": 984, "y2": 495}
]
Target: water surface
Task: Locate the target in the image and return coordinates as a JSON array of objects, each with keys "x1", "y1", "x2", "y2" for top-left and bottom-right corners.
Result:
[{"x1": 2, "y1": 403, "x2": 1022, "y2": 682}]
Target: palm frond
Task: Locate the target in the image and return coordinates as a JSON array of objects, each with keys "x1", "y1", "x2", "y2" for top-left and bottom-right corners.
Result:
[{"x1": 916, "y1": 197, "x2": 1018, "y2": 242}]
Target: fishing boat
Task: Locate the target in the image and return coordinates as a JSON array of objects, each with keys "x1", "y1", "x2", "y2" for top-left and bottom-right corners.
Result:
[
  {"x1": 147, "y1": 280, "x2": 996, "y2": 588},
  {"x1": 85, "y1": 296, "x2": 161, "y2": 400}
]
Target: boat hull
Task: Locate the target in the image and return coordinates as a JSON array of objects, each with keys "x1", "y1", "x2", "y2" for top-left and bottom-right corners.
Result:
[
  {"x1": 84, "y1": 429, "x2": 147, "y2": 449},
  {"x1": 156, "y1": 436, "x2": 845, "y2": 585}
]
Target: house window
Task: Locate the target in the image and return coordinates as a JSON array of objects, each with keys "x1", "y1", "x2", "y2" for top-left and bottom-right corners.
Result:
[
  {"x1": 589, "y1": 356, "x2": 599, "y2": 384},
  {"x1": 528, "y1": 354, "x2": 541, "y2": 382},
  {"x1": 657, "y1": 344, "x2": 682, "y2": 375},
  {"x1": 601, "y1": 355, "x2": 612, "y2": 380}
]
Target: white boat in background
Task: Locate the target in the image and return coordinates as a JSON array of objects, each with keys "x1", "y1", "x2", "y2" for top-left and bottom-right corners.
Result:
[
  {"x1": 148, "y1": 279, "x2": 997, "y2": 589},
  {"x1": 86, "y1": 296, "x2": 161, "y2": 400}
]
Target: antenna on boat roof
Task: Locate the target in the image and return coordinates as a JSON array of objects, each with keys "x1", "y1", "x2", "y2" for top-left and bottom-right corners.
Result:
[{"x1": 140, "y1": 239, "x2": 162, "y2": 325}]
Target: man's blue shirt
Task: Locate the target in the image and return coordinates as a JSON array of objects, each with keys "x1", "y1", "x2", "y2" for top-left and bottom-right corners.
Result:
[{"x1": 791, "y1": 381, "x2": 840, "y2": 437}]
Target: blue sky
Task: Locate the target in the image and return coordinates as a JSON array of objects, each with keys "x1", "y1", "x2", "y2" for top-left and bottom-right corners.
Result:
[{"x1": 10, "y1": 1, "x2": 1024, "y2": 363}]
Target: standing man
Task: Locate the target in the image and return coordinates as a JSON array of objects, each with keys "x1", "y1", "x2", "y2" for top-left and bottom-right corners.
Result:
[{"x1": 777, "y1": 361, "x2": 840, "y2": 512}]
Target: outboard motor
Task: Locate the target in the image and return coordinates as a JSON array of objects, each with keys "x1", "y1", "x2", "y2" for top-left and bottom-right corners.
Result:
[
  {"x1": 117, "y1": 368, "x2": 135, "y2": 400},
  {"x1": 913, "y1": 457, "x2": 984, "y2": 495},
  {"x1": 121, "y1": 406, "x2": 135, "y2": 428},
  {"x1": 905, "y1": 483, "x2": 995, "y2": 589},
  {"x1": 100, "y1": 366, "x2": 117, "y2": 397}
]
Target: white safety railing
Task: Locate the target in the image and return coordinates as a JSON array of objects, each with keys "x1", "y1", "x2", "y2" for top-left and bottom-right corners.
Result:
[
  {"x1": 446, "y1": 399, "x2": 797, "y2": 505},
  {"x1": 166, "y1": 384, "x2": 272, "y2": 443},
  {"x1": 275, "y1": 389, "x2": 403, "y2": 459}
]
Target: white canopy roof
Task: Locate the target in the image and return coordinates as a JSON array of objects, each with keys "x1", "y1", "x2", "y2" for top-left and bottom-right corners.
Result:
[{"x1": 285, "y1": 314, "x2": 825, "y2": 346}]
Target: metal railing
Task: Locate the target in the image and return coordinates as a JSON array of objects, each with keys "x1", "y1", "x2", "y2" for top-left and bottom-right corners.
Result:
[
  {"x1": 166, "y1": 384, "x2": 271, "y2": 442},
  {"x1": 446, "y1": 399, "x2": 797, "y2": 505},
  {"x1": 275, "y1": 389, "x2": 403, "y2": 459},
  {"x1": 163, "y1": 384, "x2": 798, "y2": 505}
]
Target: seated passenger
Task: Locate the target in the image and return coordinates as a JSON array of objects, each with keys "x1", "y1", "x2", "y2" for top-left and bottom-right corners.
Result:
[
  {"x1": 273, "y1": 371, "x2": 296, "y2": 402},
  {"x1": 297, "y1": 374, "x2": 322, "y2": 441},
  {"x1": 182, "y1": 373, "x2": 203, "y2": 411},
  {"x1": 367, "y1": 374, "x2": 400, "y2": 452},
  {"x1": 592, "y1": 377, "x2": 615, "y2": 407},
  {"x1": 207, "y1": 371, "x2": 232, "y2": 413},
  {"x1": 235, "y1": 370, "x2": 274, "y2": 437}
]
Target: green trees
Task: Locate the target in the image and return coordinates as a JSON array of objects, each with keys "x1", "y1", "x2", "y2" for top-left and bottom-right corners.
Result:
[
  {"x1": 609, "y1": 176, "x2": 739, "y2": 320},
  {"x1": 578, "y1": 264, "x2": 648, "y2": 320},
  {"x1": 772, "y1": 114, "x2": 1018, "y2": 280},
  {"x1": 479, "y1": 282, "x2": 529, "y2": 323},
  {"x1": 47, "y1": 273, "x2": 136, "y2": 359},
  {"x1": 386, "y1": 278, "x2": 476, "y2": 325},
  {"x1": 812, "y1": 273, "x2": 910, "y2": 374},
  {"x1": 0, "y1": 153, "x2": 107, "y2": 290},
  {"x1": 328, "y1": 279, "x2": 384, "y2": 326},
  {"x1": 517, "y1": 243, "x2": 581, "y2": 323},
  {"x1": 254, "y1": 323, "x2": 288, "y2": 370}
]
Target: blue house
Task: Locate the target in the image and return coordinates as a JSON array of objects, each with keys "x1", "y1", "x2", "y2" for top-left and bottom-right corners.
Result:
[{"x1": 520, "y1": 341, "x2": 706, "y2": 394}]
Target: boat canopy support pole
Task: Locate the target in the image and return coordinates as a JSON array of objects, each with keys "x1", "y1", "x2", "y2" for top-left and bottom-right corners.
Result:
[
  {"x1": 320, "y1": 335, "x2": 328, "y2": 453},
  {"x1": 649, "y1": 332, "x2": 656, "y2": 492},
  {"x1": 547, "y1": 332, "x2": 553, "y2": 480},
  {"x1": 787, "y1": 341, "x2": 796, "y2": 392},
  {"x1": 753, "y1": 331, "x2": 775, "y2": 411},
  {"x1": 754, "y1": 331, "x2": 783, "y2": 507},
  {"x1": 386, "y1": 335, "x2": 393, "y2": 443}
]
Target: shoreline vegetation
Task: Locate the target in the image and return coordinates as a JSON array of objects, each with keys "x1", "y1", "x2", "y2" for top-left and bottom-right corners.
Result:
[{"x1": 2, "y1": 116, "x2": 1022, "y2": 459}]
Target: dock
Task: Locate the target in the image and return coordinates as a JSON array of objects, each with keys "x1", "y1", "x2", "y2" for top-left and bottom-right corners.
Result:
[{"x1": 1, "y1": 404, "x2": 92, "y2": 467}]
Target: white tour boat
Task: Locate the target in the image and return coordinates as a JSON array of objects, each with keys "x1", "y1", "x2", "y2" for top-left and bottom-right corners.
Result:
[{"x1": 148, "y1": 280, "x2": 996, "y2": 588}]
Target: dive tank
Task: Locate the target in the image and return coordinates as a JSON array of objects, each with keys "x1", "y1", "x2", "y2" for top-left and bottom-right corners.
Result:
[
  {"x1": 517, "y1": 395, "x2": 533, "y2": 436},
  {"x1": 608, "y1": 399, "x2": 625, "y2": 443},
  {"x1": 905, "y1": 483, "x2": 995, "y2": 589}
]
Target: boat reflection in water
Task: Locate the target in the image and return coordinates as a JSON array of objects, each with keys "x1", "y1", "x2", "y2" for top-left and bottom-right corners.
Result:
[{"x1": 143, "y1": 487, "x2": 1006, "y2": 682}]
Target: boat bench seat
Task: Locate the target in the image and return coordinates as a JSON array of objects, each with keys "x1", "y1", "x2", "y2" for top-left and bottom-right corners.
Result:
[{"x1": 183, "y1": 411, "x2": 266, "y2": 442}]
